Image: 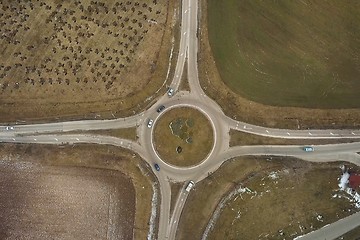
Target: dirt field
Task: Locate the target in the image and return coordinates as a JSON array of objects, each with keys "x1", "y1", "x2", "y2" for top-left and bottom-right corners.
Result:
[
  {"x1": 199, "y1": 0, "x2": 360, "y2": 129},
  {"x1": 0, "y1": 0, "x2": 176, "y2": 123},
  {"x1": 0, "y1": 143, "x2": 157, "y2": 240},
  {"x1": 0, "y1": 154, "x2": 134, "y2": 239},
  {"x1": 153, "y1": 107, "x2": 213, "y2": 166},
  {"x1": 176, "y1": 156, "x2": 360, "y2": 240}
]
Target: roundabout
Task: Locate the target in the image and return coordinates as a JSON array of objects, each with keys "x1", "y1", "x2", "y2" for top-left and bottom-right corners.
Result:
[{"x1": 153, "y1": 106, "x2": 214, "y2": 167}]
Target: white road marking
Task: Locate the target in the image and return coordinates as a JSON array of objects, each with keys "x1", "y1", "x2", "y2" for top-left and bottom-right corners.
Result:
[
  {"x1": 287, "y1": 132, "x2": 290, "y2": 135},
  {"x1": 330, "y1": 132, "x2": 334, "y2": 135},
  {"x1": 266, "y1": 130, "x2": 269, "y2": 133},
  {"x1": 120, "y1": 141, "x2": 123, "y2": 144},
  {"x1": 33, "y1": 138, "x2": 37, "y2": 141},
  {"x1": 183, "y1": 32, "x2": 186, "y2": 35},
  {"x1": 54, "y1": 138, "x2": 58, "y2": 141},
  {"x1": 309, "y1": 132, "x2": 312, "y2": 136},
  {"x1": 12, "y1": 138, "x2": 15, "y2": 141},
  {"x1": 243, "y1": 125, "x2": 246, "y2": 129},
  {"x1": 352, "y1": 132, "x2": 356, "y2": 135},
  {"x1": 76, "y1": 138, "x2": 80, "y2": 141}
]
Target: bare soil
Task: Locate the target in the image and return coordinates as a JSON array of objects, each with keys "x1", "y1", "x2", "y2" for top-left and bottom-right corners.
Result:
[
  {"x1": 0, "y1": 0, "x2": 176, "y2": 123},
  {"x1": 199, "y1": 0, "x2": 360, "y2": 130},
  {"x1": 0, "y1": 143, "x2": 156, "y2": 240},
  {"x1": 0, "y1": 149, "x2": 134, "y2": 239}
]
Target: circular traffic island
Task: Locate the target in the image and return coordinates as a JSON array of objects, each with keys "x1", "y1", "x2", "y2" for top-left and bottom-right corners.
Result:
[{"x1": 153, "y1": 107, "x2": 214, "y2": 167}]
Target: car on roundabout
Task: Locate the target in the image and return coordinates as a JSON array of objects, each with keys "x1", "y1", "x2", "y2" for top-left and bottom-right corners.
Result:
[
  {"x1": 157, "y1": 105, "x2": 165, "y2": 113},
  {"x1": 167, "y1": 87, "x2": 174, "y2": 97},
  {"x1": 147, "y1": 119, "x2": 154, "y2": 128},
  {"x1": 154, "y1": 163, "x2": 160, "y2": 171}
]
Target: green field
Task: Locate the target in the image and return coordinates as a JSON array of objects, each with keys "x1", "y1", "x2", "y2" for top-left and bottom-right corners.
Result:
[{"x1": 207, "y1": 0, "x2": 360, "y2": 108}]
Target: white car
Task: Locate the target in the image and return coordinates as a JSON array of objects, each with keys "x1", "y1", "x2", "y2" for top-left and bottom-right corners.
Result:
[
  {"x1": 303, "y1": 146, "x2": 314, "y2": 152},
  {"x1": 167, "y1": 88, "x2": 174, "y2": 97},
  {"x1": 147, "y1": 119, "x2": 154, "y2": 128},
  {"x1": 5, "y1": 126, "x2": 14, "y2": 130},
  {"x1": 185, "y1": 180, "x2": 195, "y2": 192}
]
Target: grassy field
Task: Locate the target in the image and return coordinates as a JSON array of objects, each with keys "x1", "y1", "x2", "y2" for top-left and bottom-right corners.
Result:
[
  {"x1": 0, "y1": 0, "x2": 176, "y2": 122},
  {"x1": 199, "y1": 0, "x2": 360, "y2": 130},
  {"x1": 179, "y1": 61, "x2": 190, "y2": 91},
  {"x1": 0, "y1": 143, "x2": 156, "y2": 240},
  {"x1": 70, "y1": 127, "x2": 138, "y2": 141},
  {"x1": 208, "y1": 0, "x2": 360, "y2": 108},
  {"x1": 153, "y1": 107, "x2": 213, "y2": 166},
  {"x1": 177, "y1": 156, "x2": 360, "y2": 240},
  {"x1": 229, "y1": 129, "x2": 360, "y2": 147}
]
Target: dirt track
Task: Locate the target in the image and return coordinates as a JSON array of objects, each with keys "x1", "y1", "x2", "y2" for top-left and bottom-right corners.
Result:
[{"x1": 0, "y1": 158, "x2": 135, "y2": 240}]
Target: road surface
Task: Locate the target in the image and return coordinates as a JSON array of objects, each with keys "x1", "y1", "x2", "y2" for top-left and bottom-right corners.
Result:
[{"x1": 0, "y1": 0, "x2": 360, "y2": 240}]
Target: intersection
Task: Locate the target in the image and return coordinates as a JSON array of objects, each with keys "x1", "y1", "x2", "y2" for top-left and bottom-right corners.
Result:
[{"x1": 1, "y1": 0, "x2": 360, "y2": 239}]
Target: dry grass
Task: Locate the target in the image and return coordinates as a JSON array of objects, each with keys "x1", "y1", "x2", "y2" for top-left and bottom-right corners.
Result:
[
  {"x1": 178, "y1": 61, "x2": 190, "y2": 91},
  {"x1": 199, "y1": 0, "x2": 360, "y2": 130},
  {"x1": 229, "y1": 129, "x2": 360, "y2": 147},
  {"x1": 208, "y1": 1, "x2": 360, "y2": 108},
  {"x1": 208, "y1": 166, "x2": 357, "y2": 239},
  {"x1": 71, "y1": 127, "x2": 138, "y2": 141},
  {"x1": 153, "y1": 107, "x2": 213, "y2": 166},
  {"x1": 335, "y1": 226, "x2": 360, "y2": 240},
  {"x1": 177, "y1": 156, "x2": 360, "y2": 240},
  {"x1": 0, "y1": 143, "x2": 156, "y2": 240},
  {"x1": 0, "y1": 0, "x2": 177, "y2": 123}
]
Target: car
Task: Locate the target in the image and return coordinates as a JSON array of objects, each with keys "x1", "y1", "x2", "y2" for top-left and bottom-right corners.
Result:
[
  {"x1": 154, "y1": 163, "x2": 160, "y2": 171},
  {"x1": 157, "y1": 105, "x2": 165, "y2": 113},
  {"x1": 5, "y1": 126, "x2": 14, "y2": 130},
  {"x1": 185, "y1": 180, "x2": 195, "y2": 192},
  {"x1": 167, "y1": 87, "x2": 174, "y2": 97},
  {"x1": 303, "y1": 146, "x2": 314, "y2": 152},
  {"x1": 147, "y1": 119, "x2": 154, "y2": 128}
]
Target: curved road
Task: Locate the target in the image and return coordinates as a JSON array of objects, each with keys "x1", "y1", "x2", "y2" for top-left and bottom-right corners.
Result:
[{"x1": 0, "y1": 0, "x2": 360, "y2": 240}]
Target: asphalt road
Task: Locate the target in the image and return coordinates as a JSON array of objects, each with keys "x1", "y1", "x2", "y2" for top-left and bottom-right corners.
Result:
[{"x1": 1, "y1": 0, "x2": 360, "y2": 240}]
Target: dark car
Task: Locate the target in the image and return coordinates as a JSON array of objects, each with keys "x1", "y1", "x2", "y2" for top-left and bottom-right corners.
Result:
[
  {"x1": 154, "y1": 163, "x2": 160, "y2": 171},
  {"x1": 157, "y1": 105, "x2": 165, "y2": 113}
]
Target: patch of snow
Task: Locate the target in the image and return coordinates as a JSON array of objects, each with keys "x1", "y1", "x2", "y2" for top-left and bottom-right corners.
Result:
[
  {"x1": 147, "y1": 183, "x2": 159, "y2": 240},
  {"x1": 201, "y1": 186, "x2": 253, "y2": 240},
  {"x1": 338, "y1": 172, "x2": 350, "y2": 190},
  {"x1": 165, "y1": 37, "x2": 175, "y2": 82},
  {"x1": 316, "y1": 214, "x2": 323, "y2": 222},
  {"x1": 268, "y1": 171, "x2": 279, "y2": 180},
  {"x1": 345, "y1": 188, "x2": 360, "y2": 208},
  {"x1": 340, "y1": 165, "x2": 345, "y2": 172},
  {"x1": 337, "y1": 171, "x2": 360, "y2": 208}
]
